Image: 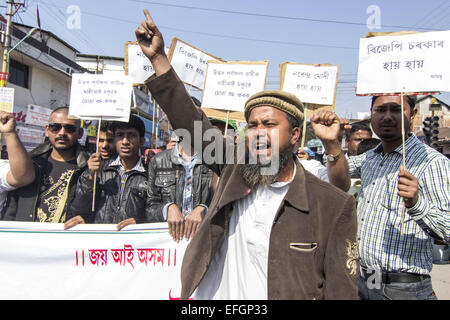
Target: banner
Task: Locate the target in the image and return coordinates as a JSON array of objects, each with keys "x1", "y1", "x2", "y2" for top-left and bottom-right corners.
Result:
[
  {"x1": 202, "y1": 61, "x2": 269, "y2": 112},
  {"x1": 69, "y1": 73, "x2": 132, "y2": 122},
  {"x1": 280, "y1": 63, "x2": 339, "y2": 106},
  {"x1": 0, "y1": 221, "x2": 188, "y2": 299},
  {"x1": 168, "y1": 38, "x2": 224, "y2": 90},
  {"x1": 356, "y1": 30, "x2": 450, "y2": 94}
]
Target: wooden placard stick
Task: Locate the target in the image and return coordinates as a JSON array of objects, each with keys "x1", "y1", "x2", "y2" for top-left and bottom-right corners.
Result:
[
  {"x1": 92, "y1": 117, "x2": 102, "y2": 212},
  {"x1": 151, "y1": 97, "x2": 156, "y2": 148},
  {"x1": 301, "y1": 104, "x2": 308, "y2": 148},
  {"x1": 224, "y1": 110, "x2": 231, "y2": 138},
  {"x1": 399, "y1": 93, "x2": 407, "y2": 235}
]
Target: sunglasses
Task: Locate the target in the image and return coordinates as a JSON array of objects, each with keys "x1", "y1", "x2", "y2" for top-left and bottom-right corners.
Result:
[{"x1": 48, "y1": 123, "x2": 78, "y2": 133}]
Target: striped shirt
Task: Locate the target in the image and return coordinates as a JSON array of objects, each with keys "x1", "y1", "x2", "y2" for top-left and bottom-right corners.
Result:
[
  {"x1": 348, "y1": 134, "x2": 450, "y2": 275},
  {"x1": 109, "y1": 156, "x2": 146, "y2": 195}
]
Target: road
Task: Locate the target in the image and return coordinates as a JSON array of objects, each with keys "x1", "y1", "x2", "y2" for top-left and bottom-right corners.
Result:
[{"x1": 431, "y1": 263, "x2": 450, "y2": 300}]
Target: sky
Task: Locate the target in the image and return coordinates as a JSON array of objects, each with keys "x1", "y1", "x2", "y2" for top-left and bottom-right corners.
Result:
[{"x1": 9, "y1": 0, "x2": 450, "y2": 118}]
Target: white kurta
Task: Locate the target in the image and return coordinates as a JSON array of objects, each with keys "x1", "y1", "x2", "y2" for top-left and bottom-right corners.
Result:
[{"x1": 194, "y1": 166, "x2": 296, "y2": 300}]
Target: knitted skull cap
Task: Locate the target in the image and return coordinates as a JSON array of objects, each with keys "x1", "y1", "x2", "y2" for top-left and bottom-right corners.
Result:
[{"x1": 244, "y1": 90, "x2": 304, "y2": 126}]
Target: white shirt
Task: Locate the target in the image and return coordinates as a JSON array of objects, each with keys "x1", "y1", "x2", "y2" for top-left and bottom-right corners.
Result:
[
  {"x1": 194, "y1": 165, "x2": 296, "y2": 300},
  {"x1": 0, "y1": 160, "x2": 15, "y2": 208},
  {"x1": 298, "y1": 158, "x2": 329, "y2": 182}
]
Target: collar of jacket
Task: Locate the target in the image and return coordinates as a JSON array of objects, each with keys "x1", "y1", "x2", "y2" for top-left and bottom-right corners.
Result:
[
  {"x1": 29, "y1": 141, "x2": 88, "y2": 169},
  {"x1": 107, "y1": 156, "x2": 146, "y2": 173},
  {"x1": 215, "y1": 157, "x2": 310, "y2": 214}
]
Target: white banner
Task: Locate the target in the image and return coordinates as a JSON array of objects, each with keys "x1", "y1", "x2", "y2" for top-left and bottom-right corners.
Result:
[
  {"x1": 281, "y1": 63, "x2": 338, "y2": 105},
  {"x1": 69, "y1": 73, "x2": 132, "y2": 122},
  {"x1": 168, "y1": 38, "x2": 223, "y2": 90},
  {"x1": 0, "y1": 221, "x2": 188, "y2": 299},
  {"x1": 202, "y1": 61, "x2": 268, "y2": 112},
  {"x1": 356, "y1": 30, "x2": 450, "y2": 94}
]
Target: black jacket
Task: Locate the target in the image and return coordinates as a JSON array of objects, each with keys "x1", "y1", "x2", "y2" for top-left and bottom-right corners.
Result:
[
  {"x1": 148, "y1": 147, "x2": 214, "y2": 221},
  {"x1": 2, "y1": 141, "x2": 88, "y2": 222},
  {"x1": 69, "y1": 158, "x2": 155, "y2": 224}
]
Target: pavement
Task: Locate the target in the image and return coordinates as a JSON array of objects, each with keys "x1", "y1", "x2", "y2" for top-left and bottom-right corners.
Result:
[{"x1": 431, "y1": 263, "x2": 450, "y2": 300}]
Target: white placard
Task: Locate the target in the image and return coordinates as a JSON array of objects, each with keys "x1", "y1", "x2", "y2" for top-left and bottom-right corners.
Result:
[
  {"x1": 201, "y1": 61, "x2": 268, "y2": 112},
  {"x1": 126, "y1": 43, "x2": 169, "y2": 85},
  {"x1": 281, "y1": 64, "x2": 338, "y2": 105},
  {"x1": 0, "y1": 221, "x2": 188, "y2": 299},
  {"x1": 0, "y1": 87, "x2": 14, "y2": 113},
  {"x1": 69, "y1": 73, "x2": 132, "y2": 122},
  {"x1": 169, "y1": 38, "x2": 223, "y2": 90},
  {"x1": 356, "y1": 30, "x2": 450, "y2": 94},
  {"x1": 25, "y1": 104, "x2": 52, "y2": 127}
]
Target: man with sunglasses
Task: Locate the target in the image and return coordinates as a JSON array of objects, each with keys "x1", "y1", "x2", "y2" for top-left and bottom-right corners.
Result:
[{"x1": 3, "y1": 107, "x2": 88, "y2": 223}]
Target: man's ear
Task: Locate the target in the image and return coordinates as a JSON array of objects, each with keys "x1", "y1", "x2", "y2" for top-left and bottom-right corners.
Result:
[
  {"x1": 409, "y1": 107, "x2": 418, "y2": 132},
  {"x1": 77, "y1": 128, "x2": 84, "y2": 139},
  {"x1": 140, "y1": 136, "x2": 146, "y2": 147},
  {"x1": 291, "y1": 127, "x2": 301, "y2": 146}
]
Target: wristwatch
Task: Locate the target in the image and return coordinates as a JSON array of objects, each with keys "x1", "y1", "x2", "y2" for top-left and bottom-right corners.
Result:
[{"x1": 325, "y1": 149, "x2": 344, "y2": 163}]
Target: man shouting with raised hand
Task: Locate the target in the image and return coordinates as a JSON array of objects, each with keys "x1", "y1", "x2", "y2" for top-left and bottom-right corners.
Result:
[{"x1": 136, "y1": 9, "x2": 358, "y2": 300}]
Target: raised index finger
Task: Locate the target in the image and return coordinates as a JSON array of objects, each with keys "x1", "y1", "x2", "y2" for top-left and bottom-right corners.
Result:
[{"x1": 143, "y1": 9, "x2": 154, "y2": 23}]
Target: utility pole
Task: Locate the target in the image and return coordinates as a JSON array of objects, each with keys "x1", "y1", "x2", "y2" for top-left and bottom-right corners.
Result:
[{"x1": 1, "y1": 0, "x2": 25, "y2": 87}]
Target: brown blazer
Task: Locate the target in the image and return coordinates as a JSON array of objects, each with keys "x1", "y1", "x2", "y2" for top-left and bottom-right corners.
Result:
[{"x1": 146, "y1": 68, "x2": 359, "y2": 300}]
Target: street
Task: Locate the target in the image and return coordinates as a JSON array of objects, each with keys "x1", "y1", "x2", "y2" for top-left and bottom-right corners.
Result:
[{"x1": 431, "y1": 264, "x2": 450, "y2": 300}]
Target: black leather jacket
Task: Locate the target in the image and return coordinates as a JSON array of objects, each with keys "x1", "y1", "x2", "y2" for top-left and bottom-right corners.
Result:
[
  {"x1": 148, "y1": 148, "x2": 214, "y2": 221},
  {"x1": 69, "y1": 158, "x2": 155, "y2": 224}
]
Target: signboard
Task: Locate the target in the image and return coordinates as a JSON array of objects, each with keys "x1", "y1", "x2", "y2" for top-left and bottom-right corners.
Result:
[
  {"x1": 201, "y1": 61, "x2": 269, "y2": 112},
  {"x1": 69, "y1": 73, "x2": 132, "y2": 122},
  {"x1": 15, "y1": 126, "x2": 45, "y2": 151},
  {"x1": 124, "y1": 42, "x2": 169, "y2": 85},
  {"x1": 356, "y1": 30, "x2": 450, "y2": 95},
  {"x1": 0, "y1": 87, "x2": 14, "y2": 113},
  {"x1": 280, "y1": 63, "x2": 339, "y2": 106},
  {"x1": 0, "y1": 221, "x2": 188, "y2": 299},
  {"x1": 167, "y1": 38, "x2": 224, "y2": 90},
  {"x1": 25, "y1": 104, "x2": 52, "y2": 127}
]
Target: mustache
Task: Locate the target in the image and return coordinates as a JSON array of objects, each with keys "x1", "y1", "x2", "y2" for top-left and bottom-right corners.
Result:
[{"x1": 55, "y1": 136, "x2": 69, "y2": 141}]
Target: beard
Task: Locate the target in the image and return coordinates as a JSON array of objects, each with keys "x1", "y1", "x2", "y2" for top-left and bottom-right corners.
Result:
[{"x1": 239, "y1": 144, "x2": 293, "y2": 189}]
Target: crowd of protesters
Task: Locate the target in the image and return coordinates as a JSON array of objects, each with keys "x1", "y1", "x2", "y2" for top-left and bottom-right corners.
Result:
[{"x1": 0, "y1": 8, "x2": 448, "y2": 301}]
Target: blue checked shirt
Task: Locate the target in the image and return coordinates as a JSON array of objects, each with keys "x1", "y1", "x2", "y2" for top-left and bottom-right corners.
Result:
[{"x1": 348, "y1": 134, "x2": 450, "y2": 275}]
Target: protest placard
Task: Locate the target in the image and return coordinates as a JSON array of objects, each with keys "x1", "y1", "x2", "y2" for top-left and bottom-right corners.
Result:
[
  {"x1": 356, "y1": 30, "x2": 450, "y2": 95},
  {"x1": 25, "y1": 104, "x2": 52, "y2": 127},
  {"x1": 280, "y1": 63, "x2": 339, "y2": 107},
  {"x1": 280, "y1": 63, "x2": 339, "y2": 147},
  {"x1": 69, "y1": 73, "x2": 132, "y2": 122},
  {"x1": 124, "y1": 42, "x2": 169, "y2": 85},
  {"x1": 167, "y1": 38, "x2": 224, "y2": 90},
  {"x1": 201, "y1": 60, "x2": 269, "y2": 114},
  {"x1": 0, "y1": 87, "x2": 14, "y2": 113}
]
